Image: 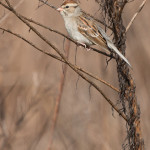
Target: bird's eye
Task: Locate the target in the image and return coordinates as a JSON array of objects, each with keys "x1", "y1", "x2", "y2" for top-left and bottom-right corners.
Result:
[{"x1": 65, "y1": 6, "x2": 69, "y2": 8}]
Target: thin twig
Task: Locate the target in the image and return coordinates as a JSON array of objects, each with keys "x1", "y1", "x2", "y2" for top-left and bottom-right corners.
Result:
[
  {"x1": 0, "y1": 27, "x2": 119, "y2": 93},
  {"x1": 79, "y1": 68, "x2": 120, "y2": 92},
  {"x1": 39, "y1": 0, "x2": 57, "y2": 10},
  {"x1": 0, "y1": 27, "x2": 63, "y2": 61},
  {"x1": 37, "y1": 0, "x2": 48, "y2": 9},
  {"x1": 25, "y1": 18, "x2": 113, "y2": 58},
  {"x1": 0, "y1": 1, "x2": 114, "y2": 59},
  {"x1": 126, "y1": 0, "x2": 147, "y2": 32},
  {"x1": 0, "y1": 0, "x2": 24, "y2": 24}
]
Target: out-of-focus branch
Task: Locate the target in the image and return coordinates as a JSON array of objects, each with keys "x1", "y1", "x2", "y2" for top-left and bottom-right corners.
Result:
[
  {"x1": 48, "y1": 40, "x2": 70, "y2": 150},
  {"x1": 126, "y1": 0, "x2": 147, "y2": 32},
  {"x1": 1, "y1": 0, "x2": 127, "y2": 121},
  {"x1": 0, "y1": 80, "x2": 18, "y2": 137}
]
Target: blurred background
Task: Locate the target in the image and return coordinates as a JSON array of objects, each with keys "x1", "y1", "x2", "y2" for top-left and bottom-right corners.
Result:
[{"x1": 0, "y1": 0, "x2": 149, "y2": 149}]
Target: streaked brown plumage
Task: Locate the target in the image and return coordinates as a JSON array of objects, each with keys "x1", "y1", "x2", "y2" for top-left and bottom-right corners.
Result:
[{"x1": 57, "y1": 0, "x2": 131, "y2": 67}]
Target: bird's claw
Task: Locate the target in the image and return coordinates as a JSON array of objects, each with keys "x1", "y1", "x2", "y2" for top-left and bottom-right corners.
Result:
[{"x1": 78, "y1": 42, "x2": 91, "y2": 51}]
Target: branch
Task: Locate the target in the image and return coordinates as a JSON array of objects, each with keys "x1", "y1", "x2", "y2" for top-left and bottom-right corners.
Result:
[
  {"x1": 48, "y1": 40, "x2": 70, "y2": 150},
  {"x1": 0, "y1": 0, "x2": 24, "y2": 24},
  {"x1": 1, "y1": 0, "x2": 127, "y2": 122},
  {"x1": 126, "y1": 0, "x2": 147, "y2": 32},
  {"x1": 38, "y1": 0, "x2": 57, "y2": 10},
  {"x1": 23, "y1": 16, "x2": 114, "y2": 58},
  {"x1": 0, "y1": 27, "x2": 119, "y2": 93},
  {"x1": 0, "y1": 0, "x2": 114, "y2": 59}
]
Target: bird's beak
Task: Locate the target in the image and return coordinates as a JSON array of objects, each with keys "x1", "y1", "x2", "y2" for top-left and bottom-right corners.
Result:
[{"x1": 57, "y1": 7, "x2": 63, "y2": 12}]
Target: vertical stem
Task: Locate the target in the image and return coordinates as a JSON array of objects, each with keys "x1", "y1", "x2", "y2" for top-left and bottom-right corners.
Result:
[
  {"x1": 114, "y1": 2, "x2": 144, "y2": 150},
  {"x1": 101, "y1": 0, "x2": 144, "y2": 149},
  {"x1": 48, "y1": 40, "x2": 70, "y2": 150}
]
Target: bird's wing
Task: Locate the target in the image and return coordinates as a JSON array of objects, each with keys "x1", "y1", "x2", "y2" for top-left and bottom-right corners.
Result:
[
  {"x1": 77, "y1": 15, "x2": 108, "y2": 50},
  {"x1": 97, "y1": 26, "x2": 131, "y2": 67},
  {"x1": 77, "y1": 15, "x2": 131, "y2": 67}
]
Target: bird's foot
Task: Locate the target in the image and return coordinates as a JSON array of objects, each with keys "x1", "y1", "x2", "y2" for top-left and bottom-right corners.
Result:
[{"x1": 78, "y1": 42, "x2": 91, "y2": 51}]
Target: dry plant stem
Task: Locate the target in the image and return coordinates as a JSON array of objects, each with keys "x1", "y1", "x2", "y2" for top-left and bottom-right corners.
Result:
[
  {"x1": 48, "y1": 40, "x2": 70, "y2": 150},
  {"x1": 126, "y1": 0, "x2": 147, "y2": 32},
  {"x1": 103, "y1": 0, "x2": 144, "y2": 149},
  {"x1": 0, "y1": 27, "x2": 119, "y2": 93},
  {"x1": 1, "y1": 0, "x2": 127, "y2": 122}
]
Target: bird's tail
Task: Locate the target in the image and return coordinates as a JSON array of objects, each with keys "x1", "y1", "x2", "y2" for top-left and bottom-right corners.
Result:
[
  {"x1": 107, "y1": 41, "x2": 132, "y2": 68},
  {"x1": 97, "y1": 26, "x2": 131, "y2": 67}
]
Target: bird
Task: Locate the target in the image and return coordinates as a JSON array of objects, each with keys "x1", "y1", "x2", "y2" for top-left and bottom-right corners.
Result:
[{"x1": 57, "y1": 0, "x2": 131, "y2": 67}]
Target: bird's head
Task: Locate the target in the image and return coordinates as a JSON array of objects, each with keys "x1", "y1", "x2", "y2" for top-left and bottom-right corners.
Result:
[{"x1": 57, "y1": 0, "x2": 81, "y2": 18}]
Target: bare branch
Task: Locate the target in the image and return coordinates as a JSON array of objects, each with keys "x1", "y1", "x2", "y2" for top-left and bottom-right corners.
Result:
[
  {"x1": 126, "y1": 0, "x2": 147, "y2": 32},
  {"x1": 0, "y1": 6, "x2": 125, "y2": 122},
  {"x1": 0, "y1": 26, "x2": 119, "y2": 94},
  {"x1": 0, "y1": 0, "x2": 114, "y2": 59},
  {"x1": 48, "y1": 40, "x2": 70, "y2": 150},
  {"x1": 23, "y1": 16, "x2": 114, "y2": 58},
  {"x1": 38, "y1": 0, "x2": 57, "y2": 10},
  {"x1": 0, "y1": 0, "x2": 24, "y2": 24},
  {"x1": 7, "y1": 1, "x2": 120, "y2": 108}
]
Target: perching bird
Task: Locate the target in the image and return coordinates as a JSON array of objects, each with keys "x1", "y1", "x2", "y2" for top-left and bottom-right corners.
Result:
[{"x1": 57, "y1": 0, "x2": 131, "y2": 67}]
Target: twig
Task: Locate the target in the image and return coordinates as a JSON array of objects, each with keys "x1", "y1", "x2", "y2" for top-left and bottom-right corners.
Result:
[
  {"x1": 0, "y1": 27, "x2": 63, "y2": 61},
  {"x1": 0, "y1": 1, "x2": 115, "y2": 59},
  {"x1": 39, "y1": 0, "x2": 57, "y2": 10},
  {"x1": 0, "y1": 26, "x2": 119, "y2": 93},
  {"x1": 22, "y1": 16, "x2": 114, "y2": 58},
  {"x1": 79, "y1": 68, "x2": 120, "y2": 92},
  {"x1": 0, "y1": 0, "x2": 24, "y2": 24},
  {"x1": 37, "y1": 0, "x2": 48, "y2": 9},
  {"x1": 126, "y1": 0, "x2": 147, "y2": 32}
]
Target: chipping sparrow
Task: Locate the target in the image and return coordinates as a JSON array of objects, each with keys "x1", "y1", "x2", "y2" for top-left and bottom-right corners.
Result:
[{"x1": 57, "y1": 0, "x2": 131, "y2": 67}]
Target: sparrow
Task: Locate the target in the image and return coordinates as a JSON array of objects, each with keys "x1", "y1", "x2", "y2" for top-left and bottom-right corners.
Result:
[{"x1": 57, "y1": 0, "x2": 131, "y2": 67}]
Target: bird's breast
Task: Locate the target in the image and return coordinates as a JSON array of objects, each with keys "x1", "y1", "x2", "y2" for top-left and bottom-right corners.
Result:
[{"x1": 64, "y1": 17, "x2": 92, "y2": 45}]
